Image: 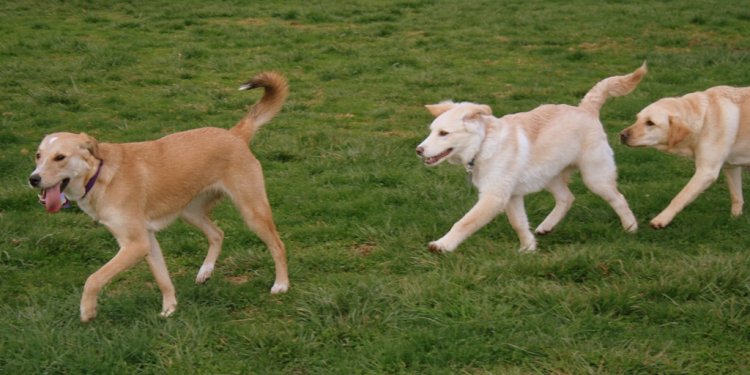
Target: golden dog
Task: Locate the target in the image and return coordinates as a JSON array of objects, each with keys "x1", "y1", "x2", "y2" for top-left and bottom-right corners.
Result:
[
  {"x1": 29, "y1": 72, "x2": 290, "y2": 322},
  {"x1": 620, "y1": 85, "x2": 750, "y2": 228}
]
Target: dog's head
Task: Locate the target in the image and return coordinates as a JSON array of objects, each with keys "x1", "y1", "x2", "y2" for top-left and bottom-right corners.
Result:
[
  {"x1": 416, "y1": 101, "x2": 492, "y2": 167},
  {"x1": 619, "y1": 98, "x2": 693, "y2": 151},
  {"x1": 29, "y1": 132, "x2": 100, "y2": 213}
]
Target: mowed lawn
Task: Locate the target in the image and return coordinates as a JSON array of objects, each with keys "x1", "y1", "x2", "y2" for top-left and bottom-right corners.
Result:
[{"x1": 2, "y1": 0, "x2": 750, "y2": 373}]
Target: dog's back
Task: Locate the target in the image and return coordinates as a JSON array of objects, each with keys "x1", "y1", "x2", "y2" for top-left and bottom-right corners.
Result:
[{"x1": 95, "y1": 128, "x2": 251, "y2": 214}]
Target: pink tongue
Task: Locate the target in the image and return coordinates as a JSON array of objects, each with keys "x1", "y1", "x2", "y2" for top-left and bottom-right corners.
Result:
[{"x1": 44, "y1": 183, "x2": 63, "y2": 213}]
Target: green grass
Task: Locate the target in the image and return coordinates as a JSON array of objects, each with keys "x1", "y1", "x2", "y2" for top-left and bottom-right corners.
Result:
[{"x1": 2, "y1": 0, "x2": 750, "y2": 373}]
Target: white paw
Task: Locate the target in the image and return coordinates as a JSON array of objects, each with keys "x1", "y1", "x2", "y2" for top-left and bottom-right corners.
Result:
[
  {"x1": 428, "y1": 240, "x2": 455, "y2": 253},
  {"x1": 80, "y1": 303, "x2": 97, "y2": 323},
  {"x1": 624, "y1": 221, "x2": 638, "y2": 233},
  {"x1": 159, "y1": 304, "x2": 177, "y2": 318},
  {"x1": 271, "y1": 282, "x2": 289, "y2": 294},
  {"x1": 650, "y1": 215, "x2": 671, "y2": 229},
  {"x1": 534, "y1": 226, "x2": 553, "y2": 235},
  {"x1": 195, "y1": 264, "x2": 214, "y2": 284},
  {"x1": 518, "y1": 240, "x2": 537, "y2": 254}
]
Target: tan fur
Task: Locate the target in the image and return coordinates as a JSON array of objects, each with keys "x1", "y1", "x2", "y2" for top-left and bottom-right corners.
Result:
[
  {"x1": 29, "y1": 72, "x2": 290, "y2": 322},
  {"x1": 667, "y1": 116, "x2": 692, "y2": 149},
  {"x1": 620, "y1": 85, "x2": 750, "y2": 228},
  {"x1": 579, "y1": 62, "x2": 648, "y2": 114},
  {"x1": 417, "y1": 64, "x2": 645, "y2": 253}
]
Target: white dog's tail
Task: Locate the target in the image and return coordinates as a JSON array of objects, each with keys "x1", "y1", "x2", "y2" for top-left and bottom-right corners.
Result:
[
  {"x1": 231, "y1": 71, "x2": 289, "y2": 143},
  {"x1": 578, "y1": 62, "x2": 647, "y2": 114}
]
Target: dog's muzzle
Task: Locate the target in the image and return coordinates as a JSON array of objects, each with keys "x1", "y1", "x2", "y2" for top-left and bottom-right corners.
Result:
[
  {"x1": 417, "y1": 148, "x2": 453, "y2": 165},
  {"x1": 619, "y1": 130, "x2": 630, "y2": 144},
  {"x1": 29, "y1": 174, "x2": 41, "y2": 188}
]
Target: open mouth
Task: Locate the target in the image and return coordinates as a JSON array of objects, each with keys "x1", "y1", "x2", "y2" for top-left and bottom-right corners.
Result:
[
  {"x1": 39, "y1": 178, "x2": 70, "y2": 213},
  {"x1": 423, "y1": 148, "x2": 453, "y2": 165}
]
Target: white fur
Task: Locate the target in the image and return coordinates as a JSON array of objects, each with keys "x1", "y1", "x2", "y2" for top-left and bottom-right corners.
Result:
[
  {"x1": 418, "y1": 101, "x2": 638, "y2": 253},
  {"x1": 196, "y1": 264, "x2": 214, "y2": 284},
  {"x1": 417, "y1": 65, "x2": 646, "y2": 253}
]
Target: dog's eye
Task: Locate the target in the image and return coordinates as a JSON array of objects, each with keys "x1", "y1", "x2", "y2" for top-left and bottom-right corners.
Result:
[
  {"x1": 438, "y1": 130, "x2": 449, "y2": 136},
  {"x1": 645, "y1": 120, "x2": 655, "y2": 126},
  {"x1": 35, "y1": 153, "x2": 41, "y2": 160},
  {"x1": 54, "y1": 154, "x2": 66, "y2": 162}
]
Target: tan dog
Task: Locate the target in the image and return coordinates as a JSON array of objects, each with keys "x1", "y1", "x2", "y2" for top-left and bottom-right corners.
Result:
[
  {"x1": 620, "y1": 85, "x2": 750, "y2": 228},
  {"x1": 29, "y1": 72, "x2": 290, "y2": 322},
  {"x1": 416, "y1": 64, "x2": 646, "y2": 252}
]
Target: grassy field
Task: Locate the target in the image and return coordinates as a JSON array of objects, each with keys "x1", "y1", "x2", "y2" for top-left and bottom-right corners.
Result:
[{"x1": 2, "y1": 0, "x2": 750, "y2": 373}]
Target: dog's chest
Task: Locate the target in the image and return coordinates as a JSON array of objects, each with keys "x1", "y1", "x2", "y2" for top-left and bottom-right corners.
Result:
[
  {"x1": 77, "y1": 200, "x2": 100, "y2": 222},
  {"x1": 472, "y1": 156, "x2": 555, "y2": 196}
]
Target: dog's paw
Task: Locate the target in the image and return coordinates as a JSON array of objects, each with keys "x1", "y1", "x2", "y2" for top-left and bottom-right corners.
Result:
[
  {"x1": 80, "y1": 306, "x2": 97, "y2": 323},
  {"x1": 517, "y1": 240, "x2": 537, "y2": 254},
  {"x1": 624, "y1": 221, "x2": 638, "y2": 233},
  {"x1": 649, "y1": 216, "x2": 670, "y2": 229},
  {"x1": 428, "y1": 241, "x2": 453, "y2": 254},
  {"x1": 195, "y1": 264, "x2": 214, "y2": 284},
  {"x1": 731, "y1": 205, "x2": 743, "y2": 217},
  {"x1": 534, "y1": 226, "x2": 553, "y2": 236},
  {"x1": 160, "y1": 305, "x2": 177, "y2": 318},
  {"x1": 271, "y1": 282, "x2": 289, "y2": 294}
]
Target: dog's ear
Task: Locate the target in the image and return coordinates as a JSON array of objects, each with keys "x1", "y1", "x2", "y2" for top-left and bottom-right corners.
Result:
[
  {"x1": 667, "y1": 115, "x2": 691, "y2": 148},
  {"x1": 425, "y1": 101, "x2": 456, "y2": 117},
  {"x1": 463, "y1": 104, "x2": 492, "y2": 133},
  {"x1": 463, "y1": 104, "x2": 492, "y2": 121},
  {"x1": 79, "y1": 133, "x2": 100, "y2": 158}
]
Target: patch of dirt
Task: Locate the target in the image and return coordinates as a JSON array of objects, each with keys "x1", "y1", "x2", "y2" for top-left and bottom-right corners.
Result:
[
  {"x1": 352, "y1": 242, "x2": 376, "y2": 256},
  {"x1": 227, "y1": 275, "x2": 251, "y2": 285}
]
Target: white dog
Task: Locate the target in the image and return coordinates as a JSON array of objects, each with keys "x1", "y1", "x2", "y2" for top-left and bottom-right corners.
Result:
[
  {"x1": 620, "y1": 84, "x2": 750, "y2": 228},
  {"x1": 416, "y1": 64, "x2": 646, "y2": 252}
]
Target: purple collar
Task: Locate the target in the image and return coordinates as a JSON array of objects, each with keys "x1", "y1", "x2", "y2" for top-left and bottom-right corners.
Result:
[{"x1": 81, "y1": 159, "x2": 103, "y2": 199}]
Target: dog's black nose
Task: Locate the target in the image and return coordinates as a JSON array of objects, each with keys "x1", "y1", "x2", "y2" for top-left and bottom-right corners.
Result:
[
  {"x1": 416, "y1": 146, "x2": 424, "y2": 156},
  {"x1": 29, "y1": 174, "x2": 41, "y2": 187},
  {"x1": 619, "y1": 131, "x2": 629, "y2": 144}
]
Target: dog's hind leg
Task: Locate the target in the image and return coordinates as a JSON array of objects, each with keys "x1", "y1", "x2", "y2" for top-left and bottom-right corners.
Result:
[
  {"x1": 223, "y1": 162, "x2": 289, "y2": 294},
  {"x1": 535, "y1": 170, "x2": 575, "y2": 235},
  {"x1": 181, "y1": 193, "x2": 224, "y2": 284},
  {"x1": 146, "y1": 231, "x2": 177, "y2": 317},
  {"x1": 724, "y1": 165, "x2": 743, "y2": 216},
  {"x1": 506, "y1": 195, "x2": 537, "y2": 253},
  {"x1": 579, "y1": 152, "x2": 637, "y2": 232}
]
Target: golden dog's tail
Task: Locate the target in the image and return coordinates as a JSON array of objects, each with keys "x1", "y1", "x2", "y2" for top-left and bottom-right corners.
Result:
[
  {"x1": 231, "y1": 71, "x2": 289, "y2": 143},
  {"x1": 578, "y1": 62, "x2": 647, "y2": 114}
]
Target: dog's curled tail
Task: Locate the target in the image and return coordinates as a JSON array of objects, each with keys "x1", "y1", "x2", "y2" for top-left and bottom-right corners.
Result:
[
  {"x1": 578, "y1": 62, "x2": 647, "y2": 114},
  {"x1": 231, "y1": 71, "x2": 289, "y2": 143}
]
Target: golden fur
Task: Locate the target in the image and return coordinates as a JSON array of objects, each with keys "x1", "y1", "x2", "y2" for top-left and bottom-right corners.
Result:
[
  {"x1": 620, "y1": 85, "x2": 750, "y2": 228},
  {"x1": 29, "y1": 72, "x2": 290, "y2": 322}
]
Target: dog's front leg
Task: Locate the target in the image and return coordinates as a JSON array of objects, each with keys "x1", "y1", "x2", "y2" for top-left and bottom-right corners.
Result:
[
  {"x1": 651, "y1": 165, "x2": 721, "y2": 228},
  {"x1": 429, "y1": 193, "x2": 506, "y2": 253},
  {"x1": 80, "y1": 231, "x2": 149, "y2": 322},
  {"x1": 146, "y1": 231, "x2": 177, "y2": 318}
]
